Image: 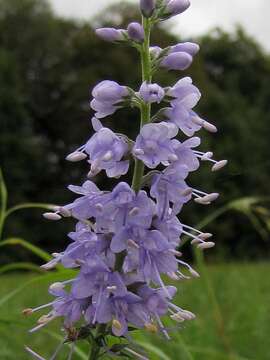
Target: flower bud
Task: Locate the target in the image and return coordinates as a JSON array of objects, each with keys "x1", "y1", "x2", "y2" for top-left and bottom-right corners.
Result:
[
  {"x1": 95, "y1": 28, "x2": 126, "y2": 42},
  {"x1": 127, "y1": 22, "x2": 145, "y2": 43},
  {"x1": 170, "y1": 42, "x2": 200, "y2": 56},
  {"x1": 140, "y1": 0, "x2": 156, "y2": 17},
  {"x1": 161, "y1": 52, "x2": 193, "y2": 71},
  {"x1": 165, "y1": 0, "x2": 190, "y2": 17}
]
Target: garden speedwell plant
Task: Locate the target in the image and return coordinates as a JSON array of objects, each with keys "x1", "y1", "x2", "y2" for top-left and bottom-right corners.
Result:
[{"x1": 24, "y1": 0, "x2": 227, "y2": 359}]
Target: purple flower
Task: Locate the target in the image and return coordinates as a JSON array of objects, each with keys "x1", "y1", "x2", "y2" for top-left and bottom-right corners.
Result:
[
  {"x1": 160, "y1": 51, "x2": 193, "y2": 71},
  {"x1": 151, "y1": 165, "x2": 191, "y2": 217},
  {"x1": 98, "y1": 182, "x2": 155, "y2": 234},
  {"x1": 91, "y1": 80, "x2": 129, "y2": 118},
  {"x1": 133, "y1": 122, "x2": 178, "y2": 168},
  {"x1": 139, "y1": 81, "x2": 165, "y2": 103},
  {"x1": 127, "y1": 22, "x2": 145, "y2": 43},
  {"x1": 64, "y1": 180, "x2": 107, "y2": 220},
  {"x1": 164, "y1": 77, "x2": 203, "y2": 135},
  {"x1": 140, "y1": 0, "x2": 156, "y2": 17},
  {"x1": 153, "y1": 215, "x2": 183, "y2": 247},
  {"x1": 96, "y1": 28, "x2": 126, "y2": 42},
  {"x1": 170, "y1": 42, "x2": 200, "y2": 57},
  {"x1": 84, "y1": 127, "x2": 129, "y2": 178},
  {"x1": 171, "y1": 137, "x2": 201, "y2": 171},
  {"x1": 162, "y1": 0, "x2": 190, "y2": 18}
]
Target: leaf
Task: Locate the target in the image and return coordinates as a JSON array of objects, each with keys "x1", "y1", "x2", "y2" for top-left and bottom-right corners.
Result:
[
  {"x1": 0, "y1": 269, "x2": 77, "y2": 307},
  {"x1": 0, "y1": 262, "x2": 43, "y2": 274},
  {"x1": 136, "y1": 341, "x2": 171, "y2": 360},
  {"x1": 0, "y1": 237, "x2": 52, "y2": 262},
  {"x1": 0, "y1": 168, "x2": 8, "y2": 239}
]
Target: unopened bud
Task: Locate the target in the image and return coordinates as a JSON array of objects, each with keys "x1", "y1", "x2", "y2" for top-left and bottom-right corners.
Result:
[
  {"x1": 96, "y1": 28, "x2": 126, "y2": 42},
  {"x1": 127, "y1": 22, "x2": 145, "y2": 43},
  {"x1": 140, "y1": 0, "x2": 155, "y2": 18}
]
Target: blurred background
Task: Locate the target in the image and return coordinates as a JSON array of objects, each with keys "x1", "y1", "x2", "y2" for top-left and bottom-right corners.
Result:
[{"x1": 0, "y1": 0, "x2": 269, "y2": 359}]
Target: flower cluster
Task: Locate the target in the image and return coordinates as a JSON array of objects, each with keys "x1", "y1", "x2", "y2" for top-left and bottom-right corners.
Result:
[{"x1": 26, "y1": 1, "x2": 227, "y2": 359}]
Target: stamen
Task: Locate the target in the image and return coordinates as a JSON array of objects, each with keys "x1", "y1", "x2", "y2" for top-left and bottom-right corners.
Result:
[
  {"x1": 212, "y1": 160, "x2": 228, "y2": 171},
  {"x1": 66, "y1": 151, "x2": 87, "y2": 162},
  {"x1": 180, "y1": 188, "x2": 193, "y2": 196},
  {"x1": 129, "y1": 207, "x2": 140, "y2": 216},
  {"x1": 102, "y1": 150, "x2": 113, "y2": 161},
  {"x1": 49, "y1": 282, "x2": 65, "y2": 293},
  {"x1": 107, "y1": 286, "x2": 117, "y2": 291},
  {"x1": 168, "y1": 153, "x2": 178, "y2": 162},
  {"x1": 202, "y1": 121, "x2": 217, "y2": 133},
  {"x1": 197, "y1": 241, "x2": 215, "y2": 249},
  {"x1": 58, "y1": 207, "x2": 71, "y2": 217},
  {"x1": 127, "y1": 239, "x2": 140, "y2": 249},
  {"x1": 125, "y1": 348, "x2": 149, "y2": 360},
  {"x1": 25, "y1": 346, "x2": 46, "y2": 360},
  {"x1": 145, "y1": 323, "x2": 158, "y2": 333},
  {"x1": 134, "y1": 148, "x2": 145, "y2": 156},
  {"x1": 112, "y1": 319, "x2": 122, "y2": 331},
  {"x1": 43, "y1": 212, "x2": 61, "y2": 221},
  {"x1": 198, "y1": 233, "x2": 213, "y2": 240}
]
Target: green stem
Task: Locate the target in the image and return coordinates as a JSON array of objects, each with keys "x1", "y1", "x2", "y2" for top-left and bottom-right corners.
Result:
[
  {"x1": 132, "y1": 17, "x2": 152, "y2": 192},
  {"x1": 89, "y1": 324, "x2": 106, "y2": 360}
]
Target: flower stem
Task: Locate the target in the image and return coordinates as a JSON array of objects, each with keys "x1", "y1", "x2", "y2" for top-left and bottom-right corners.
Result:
[
  {"x1": 88, "y1": 324, "x2": 106, "y2": 360},
  {"x1": 132, "y1": 17, "x2": 152, "y2": 193}
]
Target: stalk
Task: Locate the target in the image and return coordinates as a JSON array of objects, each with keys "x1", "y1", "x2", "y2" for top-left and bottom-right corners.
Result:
[
  {"x1": 88, "y1": 16, "x2": 152, "y2": 360},
  {"x1": 132, "y1": 17, "x2": 152, "y2": 192}
]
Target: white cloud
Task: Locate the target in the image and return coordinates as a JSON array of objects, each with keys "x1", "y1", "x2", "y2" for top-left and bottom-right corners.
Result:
[{"x1": 48, "y1": 0, "x2": 269, "y2": 50}]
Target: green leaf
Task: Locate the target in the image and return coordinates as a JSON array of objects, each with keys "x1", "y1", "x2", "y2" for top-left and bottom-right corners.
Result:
[
  {"x1": 0, "y1": 262, "x2": 43, "y2": 274},
  {"x1": 0, "y1": 237, "x2": 52, "y2": 262},
  {"x1": 0, "y1": 168, "x2": 8, "y2": 239},
  {"x1": 135, "y1": 341, "x2": 171, "y2": 360},
  {"x1": 0, "y1": 269, "x2": 77, "y2": 307}
]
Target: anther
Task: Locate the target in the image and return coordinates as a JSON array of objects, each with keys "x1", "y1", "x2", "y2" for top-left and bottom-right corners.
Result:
[
  {"x1": 145, "y1": 323, "x2": 158, "y2": 333},
  {"x1": 212, "y1": 160, "x2": 228, "y2": 172},
  {"x1": 134, "y1": 148, "x2": 145, "y2": 156},
  {"x1": 43, "y1": 212, "x2": 61, "y2": 221},
  {"x1": 102, "y1": 151, "x2": 113, "y2": 161},
  {"x1": 197, "y1": 241, "x2": 215, "y2": 249},
  {"x1": 129, "y1": 207, "x2": 140, "y2": 216},
  {"x1": 112, "y1": 319, "x2": 122, "y2": 331},
  {"x1": 22, "y1": 308, "x2": 33, "y2": 316},
  {"x1": 66, "y1": 151, "x2": 87, "y2": 162}
]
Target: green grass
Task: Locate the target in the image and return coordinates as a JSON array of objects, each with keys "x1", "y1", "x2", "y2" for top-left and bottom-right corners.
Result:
[{"x1": 0, "y1": 263, "x2": 269, "y2": 360}]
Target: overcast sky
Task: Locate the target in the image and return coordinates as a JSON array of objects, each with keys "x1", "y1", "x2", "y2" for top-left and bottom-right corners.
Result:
[{"x1": 48, "y1": 0, "x2": 269, "y2": 51}]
